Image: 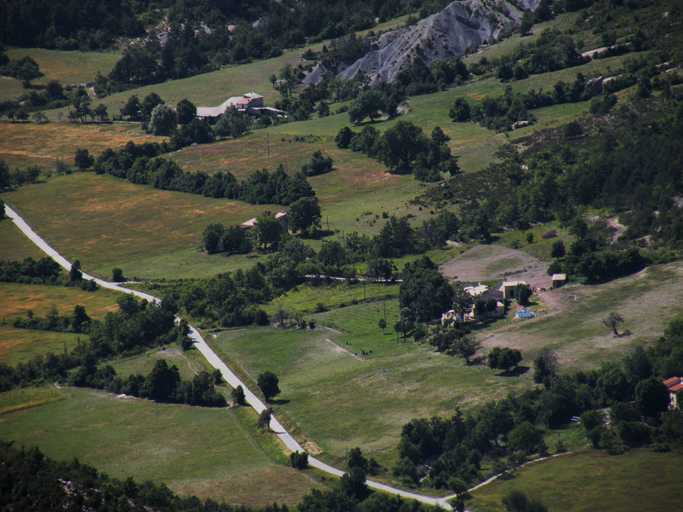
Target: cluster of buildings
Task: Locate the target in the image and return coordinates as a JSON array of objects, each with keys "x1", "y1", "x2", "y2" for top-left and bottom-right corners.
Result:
[
  {"x1": 196, "y1": 92, "x2": 285, "y2": 121},
  {"x1": 440, "y1": 275, "x2": 568, "y2": 324},
  {"x1": 441, "y1": 280, "x2": 529, "y2": 324}
]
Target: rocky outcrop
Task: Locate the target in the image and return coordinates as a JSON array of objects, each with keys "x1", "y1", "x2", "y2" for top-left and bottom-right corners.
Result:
[{"x1": 304, "y1": 0, "x2": 539, "y2": 86}]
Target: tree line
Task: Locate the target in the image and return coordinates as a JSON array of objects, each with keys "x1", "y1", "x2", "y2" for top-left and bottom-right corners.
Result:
[
  {"x1": 0, "y1": 256, "x2": 99, "y2": 291},
  {"x1": 81, "y1": 140, "x2": 315, "y2": 207}
]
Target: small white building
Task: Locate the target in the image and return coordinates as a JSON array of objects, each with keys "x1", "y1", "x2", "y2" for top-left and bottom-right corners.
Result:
[{"x1": 464, "y1": 283, "x2": 504, "y2": 302}]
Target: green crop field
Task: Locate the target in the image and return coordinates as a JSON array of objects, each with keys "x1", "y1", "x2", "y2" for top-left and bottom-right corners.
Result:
[
  {"x1": 0, "y1": 121, "x2": 161, "y2": 171},
  {"x1": 0, "y1": 218, "x2": 46, "y2": 261},
  {"x1": 0, "y1": 282, "x2": 120, "y2": 365},
  {"x1": 478, "y1": 261, "x2": 683, "y2": 371},
  {"x1": 0, "y1": 386, "x2": 327, "y2": 506},
  {"x1": 213, "y1": 300, "x2": 531, "y2": 473},
  {"x1": 468, "y1": 448, "x2": 683, "y2": 512}
]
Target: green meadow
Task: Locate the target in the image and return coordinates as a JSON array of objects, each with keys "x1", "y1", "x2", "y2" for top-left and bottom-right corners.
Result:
[
  {"x1": 0, "y1": 48, "x2": 121, "y2": 103},
  {"x1": 3, "y1": 173, "x2": 268, "y2": 278},
  {"x1": 0, "y1": 217, "x2": 46, "y2": 261},
  {"x1": 0, "y1": 282, "x2": 120, "y2": 365},
  {"x1": 468, "y1": 448, "x2": 683, "y2": 512},
  {"x1": 213, "y1": 300, "x2": 531, "y2": 472},
  {"x1": 0, "y1": 386, "x2": 327, "y2": 507}
]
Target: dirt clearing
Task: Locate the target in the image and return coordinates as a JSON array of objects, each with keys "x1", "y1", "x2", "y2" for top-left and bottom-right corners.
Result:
[{"x1": 440, "y1": 245, "x2": 551, "y2": 288}]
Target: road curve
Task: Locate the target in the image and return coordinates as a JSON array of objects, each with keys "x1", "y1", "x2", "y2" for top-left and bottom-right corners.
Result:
[{"x1": 4, "y1": 203, "x2": 455, "y2": 510}]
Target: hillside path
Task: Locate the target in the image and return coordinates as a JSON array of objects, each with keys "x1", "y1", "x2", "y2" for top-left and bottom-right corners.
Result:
[{"x1": 4, "y1": 203, "x2": 456, "y2": 510}]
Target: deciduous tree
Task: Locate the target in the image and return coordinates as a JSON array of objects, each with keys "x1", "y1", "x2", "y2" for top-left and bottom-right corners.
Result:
[
  {"x1": 257, "y1": 371, "x2": 281, "y2": 402},
  {"x1": 288, "y1": 197, "x2": 321, "y2": 236},
  {"x1": 603, "y1": 312, "x2": 624, "y2": 336}
]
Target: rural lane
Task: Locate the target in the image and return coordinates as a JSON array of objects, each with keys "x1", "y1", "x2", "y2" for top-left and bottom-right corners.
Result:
[{"x1": 4, "y1": 204, "x2": 456, "y2": 509}]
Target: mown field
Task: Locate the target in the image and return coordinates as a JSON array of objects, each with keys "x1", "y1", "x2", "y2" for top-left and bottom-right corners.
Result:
[
  {"x1": 213, "y1": 300, "x2": 532, "y2": 472},
  {"x1": 0, "y1": 386, "x2": 327, "y2": 507},
  {"x1": 0, "y1": 282, "x2": 120, "y2": 366},
  {"x1": 468, "y1": 448, "x2": 683, "y2": 512},
  {"x1": 478, "y1": 261, "x2": 683, "y2": 371}
]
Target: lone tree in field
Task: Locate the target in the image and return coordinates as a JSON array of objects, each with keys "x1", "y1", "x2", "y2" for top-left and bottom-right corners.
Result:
[
  {"x1": 111, "y1": 268, "x2": 125, "y2": 282},
  {"x1": 603, "y1": 312, "x2": 624, "y2": 336},
  {"x1": 257, "y1": 371, "x2": 281, "y2": 402},
  {"x1": 257, "y1": 408, "x2": 272, "y2": 430},
  {"x1": 378, "y1": 317, "x2": 387, "y2": 335},
  {"x1": 288, "y1": 196, "x2": 322, "y2": 236}
]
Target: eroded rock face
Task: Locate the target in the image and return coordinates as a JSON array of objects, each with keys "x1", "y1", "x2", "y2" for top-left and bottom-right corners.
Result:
[{"x1": 304, "y1": 0, "x2": 539, "y2": 86}]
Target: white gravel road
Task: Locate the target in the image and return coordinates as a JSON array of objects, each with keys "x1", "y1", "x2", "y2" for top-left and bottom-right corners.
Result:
[{"x1": 4, "y1": 203, "x2": 455, "y2": 509}]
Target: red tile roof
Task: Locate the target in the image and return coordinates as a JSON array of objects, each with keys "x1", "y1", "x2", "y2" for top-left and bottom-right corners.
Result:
[
  {"x1": 664, "y1": 377, "x2": 681, "y2": 388},
  {"x1": 670, "y1": 383, "x2": 683, "y2": 393}
]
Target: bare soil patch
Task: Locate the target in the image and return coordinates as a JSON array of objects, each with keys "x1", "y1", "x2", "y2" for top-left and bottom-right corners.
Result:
[{"x1": 440, "y1": 244, "x2": 551, "y2": 288}]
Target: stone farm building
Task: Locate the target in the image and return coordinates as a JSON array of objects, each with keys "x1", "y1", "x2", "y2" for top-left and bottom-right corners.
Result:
[
  {"x1": 241, "y1": 210, "x2": 288, "y2": 235},
  {"x1": 499, "y1": 280, "x2": 529, "y2": 300},
  {"x1": 196, "y1": 92, "x2": 285, "y2": 121}
]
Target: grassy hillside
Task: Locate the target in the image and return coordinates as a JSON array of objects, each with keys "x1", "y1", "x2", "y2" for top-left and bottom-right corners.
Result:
[
  {"x1": 0, "y1": 48, "x2": 121, "y2": 103},
  {"x1": 477, "y1": 261, "x2": 683, "y2": 371},
  {"x1": 0, "y1": 386, "x2": 327, "y2": 506},
  {"x1": 2, "y1": 159, "x2": 418, "y2": 279},
  {"x1": 468, "y1": 449, "x2": 683, "y2": 512},
  {"x1": 213, "y1": 301, "x2": 531, "y2": 470},
  {"x1": 0, "y1": 121, "x2": 161, "y2": 171},
  {"x1": 0, "y1": 218, "x2": 46, "y2": 261},
  {"x1": 0, "y1": 282, "x2": 119, "y2": 365},
  {"x1": 3, "y1": 173, "x2": 268, "y2": 278}
]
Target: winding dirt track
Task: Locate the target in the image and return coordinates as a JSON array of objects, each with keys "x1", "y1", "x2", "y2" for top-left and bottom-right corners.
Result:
[{"x1": 5, "y1": 203, "x2": 456, "y2": 510}]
